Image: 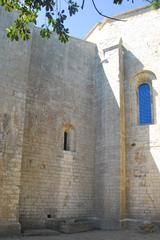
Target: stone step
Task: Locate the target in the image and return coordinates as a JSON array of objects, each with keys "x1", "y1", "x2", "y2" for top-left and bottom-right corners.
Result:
[
  {"x1": 59, "y1": 222, "x2": 94, "y2": 233},
  {"x1": 23, "y1": 229, "x2": 60, "y2": 236}
]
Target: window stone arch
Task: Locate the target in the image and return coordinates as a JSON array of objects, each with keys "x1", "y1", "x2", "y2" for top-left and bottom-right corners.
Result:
[
  {"x1": 135, "y1": 70, "x2": 156, "y2": 86},
  {"x1": 138, "y1": 83, "x2": 153, "y2": 125},
  {"x1": 131, "y1": 70, "x2": 157, "y2": 126}
]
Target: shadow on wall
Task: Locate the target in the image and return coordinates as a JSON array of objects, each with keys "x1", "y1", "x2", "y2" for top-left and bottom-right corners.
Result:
[
  {"x1": 19, "y1": 33, "x2": 69, "y2": 230},
  {"x1": 124, "y1": 48, "x2": 160, "y2": 222},
  {"x1": 19, "y1": 33, "x2": 97, "y2": 230},
  {"x1": 94, "y1": 51, "x2": 121, "y2": 229}
]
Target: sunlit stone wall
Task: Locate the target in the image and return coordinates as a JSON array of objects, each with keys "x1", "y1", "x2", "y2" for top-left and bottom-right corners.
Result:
[{"x1": 87, "y1": 6, "x2": 160, "y2": 222}]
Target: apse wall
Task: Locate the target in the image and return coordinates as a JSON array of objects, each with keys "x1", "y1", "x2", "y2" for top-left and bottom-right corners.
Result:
[{"x1": 87, "y1": 6, "x2": 160, "y2": 223}]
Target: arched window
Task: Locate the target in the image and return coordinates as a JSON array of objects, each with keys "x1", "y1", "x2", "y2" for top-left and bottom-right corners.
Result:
[{"x1": 138, "y1": 83, "x2": 153, "y2": 125}]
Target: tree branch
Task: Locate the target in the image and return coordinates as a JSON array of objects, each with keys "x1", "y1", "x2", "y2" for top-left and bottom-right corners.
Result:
[
  {"x1": 91, "y1": 0, "x2": 126, "y2": 22},
  {"x1": 145, "y1": 0, "x2": 153, "y2": 3},
  {"x1": 81, "y1": 0, "x2": 85, "y2": 9}
]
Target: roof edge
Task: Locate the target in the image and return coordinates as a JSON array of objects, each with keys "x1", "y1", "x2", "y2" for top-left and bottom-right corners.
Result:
[
  {"x1": 85, "y1": 5, "x2": 151, "y2": 40},
  {"x1": 84, "y1": 22, "x2": 101, "y2": 40}
]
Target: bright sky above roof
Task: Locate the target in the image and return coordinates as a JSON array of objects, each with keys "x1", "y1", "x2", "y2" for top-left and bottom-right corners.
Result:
[{"x1": 37, "y1": 0, "x2": 149, "y2": 39}]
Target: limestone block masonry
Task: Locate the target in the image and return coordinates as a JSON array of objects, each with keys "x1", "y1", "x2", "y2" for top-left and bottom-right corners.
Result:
[
  {"x1": 0, "y1": 5, "x2": 160, "y2": 236},
  {"x1": 86, "y1": 6, "x2": 160, "y2": 227}
]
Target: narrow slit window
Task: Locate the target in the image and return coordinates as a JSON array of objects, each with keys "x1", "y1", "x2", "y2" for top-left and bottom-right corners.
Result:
[
  {"x1": 138, "y1": 83, "x2": 153, "y2": 125},
  {"x1": 63, "y1": 124, "x2": 75, "y2": 152},
  {"x1": 64, "y1": 131, "x2": 69, "y2": 151}
]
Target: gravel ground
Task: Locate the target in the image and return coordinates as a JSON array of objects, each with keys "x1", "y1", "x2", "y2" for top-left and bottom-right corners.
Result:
[{"x1": 0, "y1": 230, "x2": 160, "y2": 240}]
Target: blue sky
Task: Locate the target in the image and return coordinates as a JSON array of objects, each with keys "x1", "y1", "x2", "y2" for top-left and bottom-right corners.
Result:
[{"x1": 38, "y1": 0, "x2": 149, "y2": 39}]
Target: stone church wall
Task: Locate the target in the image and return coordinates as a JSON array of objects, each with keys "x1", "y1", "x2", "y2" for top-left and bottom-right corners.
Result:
[
  {"x1": 0, "y1": 9, "x2": 32, "y2": 235},
  {"x1": 19, "y1": 29, "x2": 97, "y2": 229},
  {"x1": 87, "y1": 6, "x2": 160, "y2": 223},
  {"x1": 94, "y1": 47, "x2": 121, "y2": 229},
  {"x1": 0, "y1": 9, "x2": 97, "y2": 232},
  {"x1": 1, "y1": 5, "x2": 160, "y2": 235}
]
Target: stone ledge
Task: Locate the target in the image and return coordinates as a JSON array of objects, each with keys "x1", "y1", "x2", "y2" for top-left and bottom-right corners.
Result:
[
  {"x1": 59, "y1": 222, "x2": 94, "y2": 234},
  {"x1": 121, "y1": 218, "x2": 160, "y2": 232},
  {"x1": 23, "y1": 229, "x2": 60, "y2": 236},
  {"x1": 45, "y1": 217, "x2": 99, "y2": 233},
  {"x1": 0, "y1": 221, "x2": 21, "y2": 237},
  {"x1": 99, "y1": 219, "x2": 121, "y2": 230}
]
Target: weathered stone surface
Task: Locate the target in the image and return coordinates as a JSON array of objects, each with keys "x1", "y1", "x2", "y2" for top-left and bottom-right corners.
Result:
[
  {"x1": 0, "y1": 5, "x2": 160, "y2": 236},
  {"x1": 46, "y1": 217, "x2": 99, "y2": 232},
  {"x1": 23, "y1": 229, "x2": 60, "y2": 236},
  {"x1": 0, "y1": 222, "x2": 21, "y2": 237},
  {"x1": 86, "y1": 6, "x2": 160, "y2": 227},
  {"x1": 59, "y1": 222, "x2": 94, "y2": 233}
]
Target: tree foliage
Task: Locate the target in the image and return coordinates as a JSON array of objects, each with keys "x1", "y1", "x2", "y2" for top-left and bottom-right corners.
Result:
[
  {"x1": 0, "y1": 0, "x2": 159, "y2": 42},
  {"x1": 1, "y1": 0, "x2": 79, "y2": 42}
]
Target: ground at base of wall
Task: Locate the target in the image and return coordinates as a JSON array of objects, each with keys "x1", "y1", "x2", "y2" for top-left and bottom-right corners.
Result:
[{"x1": 1, "y1": 230, "x2": 160, "y2": 240}]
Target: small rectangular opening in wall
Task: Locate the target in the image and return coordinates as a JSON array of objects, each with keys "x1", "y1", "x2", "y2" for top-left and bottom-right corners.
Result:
[
  {"x1": 0, "y1": 131, "x2": 3, "y2": 152},
  {"x1": 63, "y1": 124, "x2": 75, "y2": 152},
  {"x1": 64, "y1": 131, "x2": 69, "y2": 151}
]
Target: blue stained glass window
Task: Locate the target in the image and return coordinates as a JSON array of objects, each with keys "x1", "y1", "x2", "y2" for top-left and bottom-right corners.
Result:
[{"x1": 138, "y1": 83, "x2": 153, "y2": 124}]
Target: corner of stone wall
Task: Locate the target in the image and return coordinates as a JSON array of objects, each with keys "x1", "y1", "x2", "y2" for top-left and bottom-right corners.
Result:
[{"x1": 0, "y1": 221, "x2": 21, "y2": 237}]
